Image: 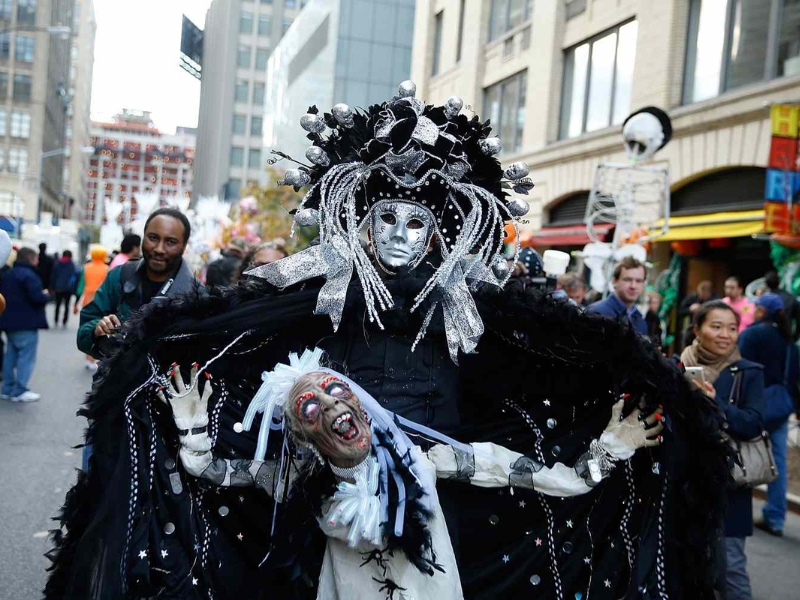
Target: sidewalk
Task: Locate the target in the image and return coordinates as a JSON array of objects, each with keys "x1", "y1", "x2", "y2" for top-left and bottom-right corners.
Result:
[{"x1": 749, "y1": 499, "x2": 800, "y2": 600}]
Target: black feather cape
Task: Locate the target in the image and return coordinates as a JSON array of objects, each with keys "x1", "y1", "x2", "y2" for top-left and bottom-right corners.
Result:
[{"x1": 45, "y1": 278, "x2": 730, "y2": 599}]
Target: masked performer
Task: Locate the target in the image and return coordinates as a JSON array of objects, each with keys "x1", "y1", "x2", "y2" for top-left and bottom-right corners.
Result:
[{"x1": 46, "y1": 83, "x2": 728, "y2": 600}]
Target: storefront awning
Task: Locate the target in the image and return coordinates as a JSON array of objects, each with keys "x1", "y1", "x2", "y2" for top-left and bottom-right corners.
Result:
[
  {"x1": 521, "y1": 223, "x2": 613, "y2": 247},
  {"x1": 650, "y1": 209, "x2": 765, "y2": 242}
]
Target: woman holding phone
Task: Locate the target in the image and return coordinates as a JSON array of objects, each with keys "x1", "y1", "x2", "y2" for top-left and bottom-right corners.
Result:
[{"x1": 680, "y1": 300, "x2": 765, "y2": 600}]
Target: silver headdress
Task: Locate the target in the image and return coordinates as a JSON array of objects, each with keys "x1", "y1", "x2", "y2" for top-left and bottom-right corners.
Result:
[{"x1": 248, "y1": 81, "x2": 533, "y2": 362}]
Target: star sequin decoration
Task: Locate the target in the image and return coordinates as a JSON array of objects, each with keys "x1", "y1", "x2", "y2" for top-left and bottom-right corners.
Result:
[
  {"x1": 604, "y1": 580, "x2": 611, "y2": 588},
  {"x1": 161, "y1": 549, "x2": 169, "y2": 558},
  {"x1": 519, "y1": 500, "x2": 526, "y2": 508},
  {"x1": 193, "y1": 543, "x2": 200, "y2": 552},
  {"x1": 566, "y1": 520, "x2": 574, "y2": 528},
  {"x1": 237, "y1": 533, "x2": 244, "y2": 541},
  {"x1": 543, "y1": 400, "x2": 551, "y2": 406},
  {"x1": 138, "y1": 550, "x2": 147, "y2": 559},
  {"x1": 583, "y1": 557, "x2": 591, "y2": 564},
  {"x1": 238, "y1": 495, "x2": 245, "y2": 503},
  {"x1": 502, "y1": 555, "x2": 510, "y2": 564},
  {"x1": 535, "y1": 538, "x2": 542, "y2": 546},
  {"x1": 192, "y1": 577, "x2": 199, "y2": 586}
]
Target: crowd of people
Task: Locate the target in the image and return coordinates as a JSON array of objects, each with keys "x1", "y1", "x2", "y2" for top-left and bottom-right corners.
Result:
[{"x1": 0, "y1": 207, "x2": 291, "y2": 398}]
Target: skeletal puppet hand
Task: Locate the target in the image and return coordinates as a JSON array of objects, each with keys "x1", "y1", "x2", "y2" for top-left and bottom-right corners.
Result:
[
  {"x1": 156, "y1": 363, "x2": 212, "y2": 446},
  {"x1": 600, "y1": 399, "x2": 664, "y2": 460}
]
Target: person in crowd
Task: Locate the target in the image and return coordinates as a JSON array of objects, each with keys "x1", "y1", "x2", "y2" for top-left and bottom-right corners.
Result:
[
  {"x1": 108, "y1": 233, "x2": 142, "y2": 270},
  {"x1": 681, "y1": 300, "x2": 764, "y2": 600},
  {"x1": 679, "y1": 280, "x2": 715, "y2": 321},
  {"x1": 78, "y1": 207, "x2": 198, "y2": 361},
  {"x1": 205, "y1": 237, "x2": 248, "y2": 286},
  {"x1": 0, "y1": 247, "x2": 49, "y2": 402},
  {"x1": 738, "y1": 293, "x2": 798, "y2": 538},
  {"x1": 557, "y1": 272, "x2": 588, "y2": 306},
  {"x1": 646, "y1": 290, "x2": 663, "y2": 348},
  {"x1": 237, "y1": 239, "x2": 288, "y2": 280},
  {"x1": 723, "y1": 276, "x2": 755, "y2": 333},
  {"x1": 587, "y1": 256, "x2": 648, "y2": 335},
  {"x1": 73, "y1": 246, "x2": 110, "y2": 372},
  {"x1": 50, "y1": 250, "x2": 77, "y2": 328},
  {"x1": 36, "y1": 242, "x2": 55, "y2": 291},
  {"x1": 763, "y1": 270, "x2": 799, "y2": 340}
]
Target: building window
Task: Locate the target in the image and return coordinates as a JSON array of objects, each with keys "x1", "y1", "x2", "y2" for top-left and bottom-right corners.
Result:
[
  {"x1": 251, "y1": 115, "x2": 263, "y2": 136},
  {"x1": 260, "y1": 0, "x2": 273, "y2": 4},
  {"x1": 483, "y1": 70, "x2": 527, "y2": 154},
  {"x1": 17, "y1": 0, "x2": 36, "y2": 26},
  {"x1": 683, "y1": 0, "x2": 792, "y2": 105},
  {"x1": 15, "y1": 35, "x2": 34, "y2": 62},
  {"x1": 253, "y1": 82, "x2": 266, "y2": 105},
  {"x1": 559, "y1": 20, "x2": 638, "y2": 139},
  {"x1": 8, "y1": 147, "x2": 27, "y2": 173},
  {"x1": 282, "y1": 18, "x2": 292, "y2": 34},
  {"x1": 235, "y1": 80, "x2": 249, "y2": 103},
  {"x1": 432, "y1": 11, "x2": 443, "y2": 76},
  {"x1": 565, "y1": 0, "x2": 587, "y2": 20},
  {"x1": 227, "y1": 178, "x2": 241, "y2": 199},
  {"x1": 248, "y1": 148, "x2": 262, "y2": 168},
  {"x1": 489, "y1": 0, "x2": 533, "y2": 42},
  {"x1": 456, "y1": 0, "x2": 466, "y2": 63},
  {"x1": 237, "y1": 46, "x2": 252, "y2": 68},
  {"x1": 233, "y1": 114, "x2": 247, "y2": 135},
  {"x1": 10, "y1": 110, "x2": 30, "y2": 137},
  {"x1": 0, "y1": 72, "x2": 7, "y2": 99},
  {"x1": 255, "y1": 48, "x2": 269, "y2": 70},
  {"x1": 286, "y1": 0, "x2": 297, "y2": 7},
  {"x1": 239, "y1": 10, "x2": 254, "y2": 34},
  {"x1": 258, "y1": 15, "x2": 271, "y2": 36},
  {"x1": 0, "y1": 0, "x2": 11, "y2": 21},
  {"x1": 0, "y1": 33, "x2": 10, "y2": 58},
  {"x1": 13, "y1": 74, "x2": 31, "y2": 101},
  {"x1": 230, "y1": 146, "x2": 244, "y2": 167},
  {"x1": 0, "y1": 108, "x2": 5, "y2": 135}
]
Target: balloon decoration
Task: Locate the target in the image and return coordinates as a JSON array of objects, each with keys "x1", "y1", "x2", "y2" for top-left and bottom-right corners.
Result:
[
  {"x1": 706, "y1": 237, "x2": 732, "y2": 250},
  {"x1": 670, "y1": 240, "x2": 702, "y2": 257},
  {"x1": 503, "y1": 222, "x2": 517, "y2": 245}
]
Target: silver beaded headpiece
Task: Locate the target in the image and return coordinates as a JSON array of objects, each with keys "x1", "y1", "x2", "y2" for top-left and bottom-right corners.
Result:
[{"x1": 247, "y1": 81, "x2": 533, "y2": 362}]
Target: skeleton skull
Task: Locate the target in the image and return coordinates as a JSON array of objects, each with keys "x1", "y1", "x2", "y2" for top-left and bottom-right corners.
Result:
[
  {"x1": 621, "y1": 107, "x2": 672, "y2": 162},
  {"x1": 286, "y1": 372, "x2": 372, "y2": 468}
]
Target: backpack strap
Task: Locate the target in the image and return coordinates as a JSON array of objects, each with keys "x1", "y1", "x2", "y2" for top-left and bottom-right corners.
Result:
[{"x1": 116, "y1": 260, "x2": 142, "y2": 314}]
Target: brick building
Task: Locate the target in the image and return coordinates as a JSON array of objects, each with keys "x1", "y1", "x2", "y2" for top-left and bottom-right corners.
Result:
[{"x1": 85, "y1": 110, "x2": 195, "y2": 226}]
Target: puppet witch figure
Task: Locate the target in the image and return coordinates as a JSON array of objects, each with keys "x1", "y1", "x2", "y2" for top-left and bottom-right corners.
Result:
[{"x1": 161, "y1": 347, "x2": 664, "y2": 600}]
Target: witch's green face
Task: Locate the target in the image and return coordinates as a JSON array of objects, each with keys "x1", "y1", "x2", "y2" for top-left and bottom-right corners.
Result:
[
  {"x1": 287, "y1": 372, "x2": 371, "y2": 468},
  {"x1": 370, "y1": 200, "x2": 434, "y2": 270}
]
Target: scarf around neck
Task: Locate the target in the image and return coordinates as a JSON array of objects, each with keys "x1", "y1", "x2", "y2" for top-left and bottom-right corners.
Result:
[{"x1": 680, "y1": 338, "x2": 741, "y2": 384}]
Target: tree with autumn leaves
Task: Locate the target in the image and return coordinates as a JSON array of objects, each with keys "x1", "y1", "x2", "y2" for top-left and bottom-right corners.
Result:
[{"x1": 218, "y1": 168, "x2": 316, "y2": 253}]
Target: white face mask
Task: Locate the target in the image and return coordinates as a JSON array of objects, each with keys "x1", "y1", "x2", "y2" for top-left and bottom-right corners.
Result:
[{"x1": 370, "y1": 200, "x2": 434, "y2": 270}]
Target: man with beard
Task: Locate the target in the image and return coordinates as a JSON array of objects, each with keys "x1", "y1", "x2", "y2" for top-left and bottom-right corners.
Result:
[{"x1": 77, "y1": 207, "x2": 199, "y2": 360}]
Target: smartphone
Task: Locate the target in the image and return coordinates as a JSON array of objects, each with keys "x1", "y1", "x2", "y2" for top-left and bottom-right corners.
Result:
[{"x1": 684, "y1": 366, "x2": 706, "y2": 386}]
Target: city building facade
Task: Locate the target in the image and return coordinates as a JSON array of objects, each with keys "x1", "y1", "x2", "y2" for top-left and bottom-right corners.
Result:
[
  {"x1": 411, "y1": 0, "x2": 800, "y2": 287},
  {"x1": 62, "y1": 0, "x2": 95, "y2": 223},
  {"x1": 0, "y1": 0, "x2": 76, "y2": 237},
  {"x1": 194, "y1": 0, "x2": 304, "y2": 201},
  {"x1": 264, "y1": 0, "x2": 416, "y2": 162},
  {"x1": 85, "y1": 110, "x2": 195, "y2": 226}
]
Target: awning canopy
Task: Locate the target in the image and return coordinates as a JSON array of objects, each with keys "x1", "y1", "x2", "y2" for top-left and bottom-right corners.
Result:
[
  {"x1": 521, "y1": 222, "x2": 613, "y2": 247},
  {"x1": 650, "y1": 209, "x2": 765, "y2": 242}
]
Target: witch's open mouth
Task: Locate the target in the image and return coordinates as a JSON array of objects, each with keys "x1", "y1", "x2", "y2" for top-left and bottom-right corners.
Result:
[{"x1": 331, "y1": 412, "x2": 360, "y2": 441}]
